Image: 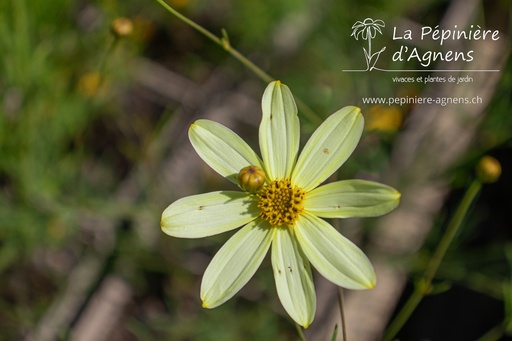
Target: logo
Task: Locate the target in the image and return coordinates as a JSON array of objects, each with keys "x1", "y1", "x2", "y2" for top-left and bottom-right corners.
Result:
[
  {"x1": 343, "y1": 18, "x2": 501, "y2": 73},
  {"x1": 349, "y1": 18, "x2": 386, "y2": 71}
]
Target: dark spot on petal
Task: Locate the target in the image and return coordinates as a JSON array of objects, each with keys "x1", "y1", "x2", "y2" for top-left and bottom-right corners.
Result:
[
  {"x1": 198, "y1": 206, "x2": 204, "y2": 210},
  {"x1": 323, "y1": 148, "x2": 329, "y2": 154}
]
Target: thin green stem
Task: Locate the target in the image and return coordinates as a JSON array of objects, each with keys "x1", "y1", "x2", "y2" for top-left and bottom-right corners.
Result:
[
  {"x1": 338, "y1": 287, "x2": 348, "y2": 341},
  {"x1": 381, "y1": 288, "x2": 424, "y2": 341},
  {"x1": 383, "y1": 179, "x2": 483, "y2": 341},
  {"x1": 154, "y1": 0, "x2": 321, "y2": 124},
  {"x1": 424, "y1": 180, "x2": 481, "y2": 283},
  {"x1": 97, "y1": 36, "x2": 119, "y2": 90},
  {"x1": 155, "y1": 0, "x2": 272, "y2": 83},
  {"x1": 295, "y1": 323, "x2": 307, "y2": 341}
]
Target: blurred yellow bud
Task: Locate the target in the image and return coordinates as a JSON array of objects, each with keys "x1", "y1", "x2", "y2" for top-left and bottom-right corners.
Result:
[
  {"x1": 364, "y1": 105, "x2": 403, "y2": 133},
  {"x1": 77, "y1": 72, "x2": 101, "y2": 97},
  {"x1": 238, "y1": 166, "x2": 266, "y2": 193},
  {"x1": 111, "y1": 17, "x2": 133, "y2": 38},
  {"x1": 476, "y1": 156, "x2": 501, "y2": 183}
]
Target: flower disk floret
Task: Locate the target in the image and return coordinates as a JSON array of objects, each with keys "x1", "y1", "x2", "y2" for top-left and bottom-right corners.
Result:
[
  {"x1": 257, "y1": 179, "x2": 305, "y2": 227},
  {"x1": 161, "y1": 80, "x2": 401, "y2": 328}
]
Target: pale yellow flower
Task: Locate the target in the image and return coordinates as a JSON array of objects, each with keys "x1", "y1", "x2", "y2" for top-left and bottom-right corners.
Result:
[{"x1": 161, "y1": 81, "x2": 400, "y2": 327}]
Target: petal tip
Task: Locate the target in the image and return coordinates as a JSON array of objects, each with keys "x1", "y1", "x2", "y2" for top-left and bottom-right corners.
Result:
[
  {"x1": 366, "y1": 276, "x2": 377, "y2": 289},
  {"x1": 189, "y1": 119, "x2": 208, "y2": 132},
  {"x1": 160, "y1": 214, "x2": 172, "y2": 234},
  {"x1": 395, "y1": 191, "x2": 402, "y2": 201},
  {"x1": 343, "y1": 105, "x2": 361, "y2": 116},
  {"x1": 294, "y1": 319, "x2": 312, "y2": 329},
  {"x1": 354, "y1": 107, "x2": 363, "y2": 120},
  {"x1": 266, "y1": 80, "x2": 279, "y2": 92},
  {"x1": 351, "y1": 276, "x2": 377, "y2": 290}
]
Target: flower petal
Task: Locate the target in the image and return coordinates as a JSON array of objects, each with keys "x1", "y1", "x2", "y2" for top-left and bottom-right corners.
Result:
[
  {"x1": 189, "y1": 119, "x2": 265, "y2": 185},
  {"x1": 305, "y1": 180, "x2": 400, "y2": 218},
  {"x1": 272, "y1": 227, "x2": 315, "y2": 328},
  {"x1": 292, "y1": 106, "x2": 364, "y2": 192},
  {"x1": 259, "y1": 81, "x2": 300, "y2": 180},
  {"x1": 161, "y1": 191, "x2": 258, "y2": 238},
  {"x1": 201, "y1": 219, "x2": 273, "y2": 308},
  {"x1": 295, "y1": 213, "x2": 376, "y2": 289}
]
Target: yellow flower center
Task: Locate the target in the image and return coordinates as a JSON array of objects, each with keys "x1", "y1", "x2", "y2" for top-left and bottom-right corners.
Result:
[{"x1": 257, "y1": 179, "x2": 305, "y2": 227}]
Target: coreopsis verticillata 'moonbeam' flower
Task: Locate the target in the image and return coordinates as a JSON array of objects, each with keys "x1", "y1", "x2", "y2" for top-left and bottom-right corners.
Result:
[{"x1": 161, "y1": 81, "x2": 400, "y2": 328}]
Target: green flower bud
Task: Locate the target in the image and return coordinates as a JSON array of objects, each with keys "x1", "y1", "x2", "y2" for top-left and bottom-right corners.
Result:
[
  {"x1": 238, "y1": 166, "x2": 266, "y2": 193},
  {"x1": 476, "y1": 156, "x2": 501, "y2": 183}
]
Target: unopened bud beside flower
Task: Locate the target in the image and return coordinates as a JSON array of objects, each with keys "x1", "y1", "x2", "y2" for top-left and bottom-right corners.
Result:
[
  {"x1": 238, "y1": 166, "x2": 266, "y2": 193},
  {"x1": 476, "y1": 156, "x2": 501, "y2": 183}
]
